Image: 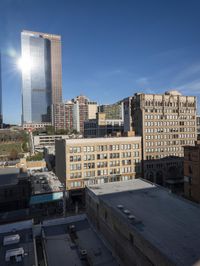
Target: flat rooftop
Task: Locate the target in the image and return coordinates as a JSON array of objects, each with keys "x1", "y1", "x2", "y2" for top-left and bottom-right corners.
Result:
[
  {"x1": 0, "y1": 168, "x2": 19, "y2": 186},
  {"x1": 87, "y1": 179, "x2": 200, "y2": 266},
  {"x1": 43, "y1": 217, "x2": 117, "y2": 266},
  {"x1": 0, "y1": 228, "x2": 35, "y2": 266},
  {"x1": 61, "y1": 136, "x2": 141, "y2": 145},
  {"x1": 31, "y1": 171, "x2": 63, "y2": 194}
]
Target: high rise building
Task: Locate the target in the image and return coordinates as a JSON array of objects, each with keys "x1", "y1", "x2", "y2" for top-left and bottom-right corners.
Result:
[
  {"x1": 127, "y1": 90, "x2": 197, "y2": 190},
  {"x1": 52, "y1": 101, "x2": 74, "y2": 132},
  {"x1": 0, "y1": 53, "x2": 2, "y2": 128},
  {"x1": 52, "y1": 95, "x2": 97, "y2": 134},
  {"x1": 21, "y1": 30, "x2": 62, "y2": 126}
]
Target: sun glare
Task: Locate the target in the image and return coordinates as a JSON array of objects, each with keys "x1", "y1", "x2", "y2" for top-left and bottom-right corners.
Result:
[{"x1": 17, "y1": 55, "x2": 34, "y2": 73}]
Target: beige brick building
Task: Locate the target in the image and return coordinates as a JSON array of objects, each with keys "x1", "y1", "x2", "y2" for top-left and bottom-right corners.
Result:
[
  {"x1": 55, "y1": 136, "x2": 142, "y2": 190},
  {"x1": 130, "y1": 90, "x2": 197, "y2": 190}
]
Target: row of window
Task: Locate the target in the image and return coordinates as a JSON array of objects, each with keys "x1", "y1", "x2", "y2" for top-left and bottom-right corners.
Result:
[
  {"x1": 144, "y1": 121, "x2": 195, "y2": 127},
  {"x1": 145, "y1": 133, "x2": 195, "y2": 140},
  {"x1": 70, "y1": 159, "x2": 141, "y2": 171},
  {"x1": 69, "y1": 143, "x2": 140, "y2": 153},
  {"x1": 145, "y1": 127, "x2": 195, "y2": 133},
  {"x1": 144, "y1": 114, "x2": 195, "y2": 120},
  {"x1": 145, "y1": 140, "x2": 194, "y2": 147},
  {"x1": 146, "y1": 153, "x2": 183, "y2": 160},
  {"x1": 146, "y1": 147, "x2": 183, "y2": 153},
  {"x1": 144, "y1": 100, "x2": 195, "y2": 107}
]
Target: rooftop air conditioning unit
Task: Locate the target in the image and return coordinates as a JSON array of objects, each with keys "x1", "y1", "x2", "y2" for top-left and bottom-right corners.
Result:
[
  {"x1": 3, "y1": 234, "x2": 20, "y2": 246},
  {"x1": 128, "y1": 215, "x2": 136, "y2": 220},
  {"x1": 123, "y1": 209, "x2": 130, "y2": 215},
  {"x1": 5, "y1": 247, "x2": 24, "y2": 262},
  {"x1": 117, "y1": 204, "x2": 124, "y2": 209}
]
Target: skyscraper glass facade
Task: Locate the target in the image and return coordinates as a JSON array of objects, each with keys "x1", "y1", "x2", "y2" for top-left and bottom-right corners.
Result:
[{"x1": 21, "y1": 30, "x2": 62, "y2": 124}]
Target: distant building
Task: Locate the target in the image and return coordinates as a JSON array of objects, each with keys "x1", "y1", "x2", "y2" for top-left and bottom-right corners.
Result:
[
  {"x1": 123, "y1": 96, "x2": 133, "y2": 132},
  {"x1": 127, "y1": 90, "x2": 197, "y2": 190},
  {"x1": 86, "y1": 178, "x2": 200, "y2": 266},
  {"x1": 184, "y1": 141, "x2": 200, "y2": 203},
  {"x1": 21, "y1": 30, "x2": 62, "y2": 126},
  {"x1": 52, "y1": 101, "x2": 74, "y2": 132},
  {"x1": 23, "y1": 122, "x2": 52, "y2": 130},
  {"x1": 33, "y1": 134, "x2": 70, "y2": 152},
  {"x1": 52, "y1": 95, "x2": 97, "y2": 134},
  {"x1": 84, "y1": 112, "x2": 123, "y2": 138},
  {"x1": 0, "y1": 53, "x2": 3, "y2": 128},
  {"x1": 55, "y1": 136, "x2": 142, "y2": 191},
  {"x1": 98, "y1": 101, "x2": 124, "y2": 120}
]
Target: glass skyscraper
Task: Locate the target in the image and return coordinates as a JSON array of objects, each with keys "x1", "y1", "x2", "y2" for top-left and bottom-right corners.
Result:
[{"x1": 21, "y1": 30, "x2": 62, "y2": 125}]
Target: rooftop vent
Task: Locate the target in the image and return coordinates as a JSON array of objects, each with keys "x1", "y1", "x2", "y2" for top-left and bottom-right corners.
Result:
[
  {"x1": 123, "y1": 209, "x2": 130, "y2": 215},
  {"x1": 128, "y1": 215, "x2": 136, "y2": 220},
  {"x1": 5, "y1": 247, "x2": 24, "y2": 262},
  {"x1": 3, "y1": 234, "x2": 20, "y2": 246},
  {"x1": 117, "y1": 204, "x2": 124, "y2": 209}
]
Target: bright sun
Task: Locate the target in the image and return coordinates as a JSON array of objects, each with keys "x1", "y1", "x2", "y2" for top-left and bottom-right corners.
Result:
[{"x1": 17, "y1": 55, "x2": 34, "y2": 73}]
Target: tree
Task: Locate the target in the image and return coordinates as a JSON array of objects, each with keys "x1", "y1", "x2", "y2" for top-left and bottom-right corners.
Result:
[
  {"x1": 27, "y1": 152, "x2": 44, "y2": 161},
  {"x1": 46, "y1": 126, "x2": 55, "y2": 135},
  {"x1": 9, "y1": 149, "x2": 19, "y2": 160}
]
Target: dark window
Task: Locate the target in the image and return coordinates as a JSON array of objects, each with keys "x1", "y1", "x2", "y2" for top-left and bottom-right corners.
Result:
[{"x1": 129, "y1": 233, "x2": 134, "y2": 246}]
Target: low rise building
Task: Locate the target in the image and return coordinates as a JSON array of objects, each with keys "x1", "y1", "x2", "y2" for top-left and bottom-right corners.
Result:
[
  {"x1": 86, "y1": 179, "x2": 200, "y2": 266},
  {"x1": 33, "y1": 134, "x2": 82, "y2": 152},
  {"x1": 55, "y1": 136, "x2": 142, "y2": 190},
  {"x1": 0, "y1": 168, "x2": 31, "y2": 213},
  {"x1": 184, "y1": 141, "x2": 200, "y2": 203},
  {"x1": 0, "y1": 215, "x2": 117, "y2": 266},
  {"x1": 23, "y1": 122, "x2": 52, "y2": 130}
]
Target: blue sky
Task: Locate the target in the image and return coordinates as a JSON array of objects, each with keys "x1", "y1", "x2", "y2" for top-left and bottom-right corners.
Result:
[{"x1": 0, "y1": 0, "x2": 200, "y2": 124}]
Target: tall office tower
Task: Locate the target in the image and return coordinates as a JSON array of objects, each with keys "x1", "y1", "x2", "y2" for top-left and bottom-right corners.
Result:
[
  {"x1": 21, "y1": 30, "x2": 62, "y2": 126},
  {"x1": 0, "y1": 53, "x2": 2, "y2": 128},
  {"x1": 130, "y1": 90, "x2": 197, "y2": 192}
]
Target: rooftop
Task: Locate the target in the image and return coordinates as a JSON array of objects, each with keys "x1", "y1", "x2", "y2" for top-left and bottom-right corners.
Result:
[
  {"x1": 31, "y1": 171, "x2": 63, "y2": 194},
  {"x1": 43, "y1": 216, "x2": 117, "y2": 266},
  {"x1": 0, "y1": 215, "x2": 117, "y2": 266},
  {"x1": 61, "y1": 136, "x2": 141, "y2": 145},
  {"x1": 87, "y1": 179, "x2": 200, "y2": 266},
  {"x1": 0, "y1": 226, "x2": 35, "y2": 266},
  {"x1": 0, "y1": 168, "x2": 20, "y2": 186}
]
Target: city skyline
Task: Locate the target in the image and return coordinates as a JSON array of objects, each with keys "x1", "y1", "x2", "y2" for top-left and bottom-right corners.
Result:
[{"x1": 1, "y1": 0, "x2": 200, "y2": 124}]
